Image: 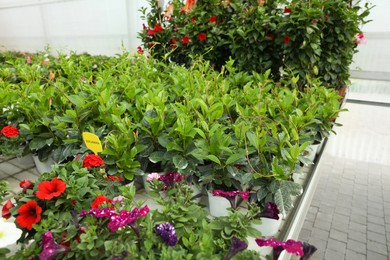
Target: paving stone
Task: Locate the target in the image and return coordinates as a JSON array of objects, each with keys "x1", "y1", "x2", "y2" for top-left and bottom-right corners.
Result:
[
  {"x1": 326, "y1": 239, "x2": 346, "y2": 255},
  {"x1": 298, "y1": 228, "x2": 311, "y2": 242},
  {"x1": 366, "y1": 250, "x2": 388, "y2": 260},
  {"x1": 367, "y1": 230, "x2": 387, "y2": 244},
  {"x1": 324, "y1": 248, "x2": 345, "y2": 260},
  {"x1": 310, "y1": 227, "x2": 330, "y2": 241},
  {"x1": 367, "y1": 240, "x2": 388, "y2": 256},
  {"x1": 367, "y1": 214, "x2": 385, "y2": 226},
  {"x1": 367, "y1": 222, "x2": 386, "y2": 235},
  {"x1": 348, "y1": 231, "x2": 367, "y2": 244},
  {"x1": 329, "y1": 229, "x2": 348, "y2": 242},
  {"x1": 347, "y1": 239, "x2": 366, "y2": 255},
  {"x1": 314, "y1": 219, "x2": 332, "y2": 231},
  {"x1": 349, "y1": 221, "x2": 367, "y2": 233},
  {"x1": 308, "y1": 237, "x2": 327, "y2": 252},
  {"x1": 0, "y1": 162, "x2": 22, "y2": 175},
  {"x1": 345, "y1": 249, "x2": 366, "y2": 260},
  {"x1": 350, "y1": 214, "x2": 367, "y2": 225},
  {"x1": 13, "y1": 171, "x2": 40, "y2": 182}
]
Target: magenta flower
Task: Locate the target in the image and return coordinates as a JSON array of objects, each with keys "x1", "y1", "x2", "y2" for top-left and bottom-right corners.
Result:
[
  {"x1": 255, "y1": 238, "x2": 305, "y2": 259},
  {"x1": 212, "y1": 190, "x2": 249, "y2": 200},
  {"x1": 39, "y1": 231, "x2": 68, "y2": 260},
  {"x1": 113, "y1": 195, "x2": 126, "y2": 204},
  {"x1": 159, "y1": 172, "x2": 184, "y2": 189}
]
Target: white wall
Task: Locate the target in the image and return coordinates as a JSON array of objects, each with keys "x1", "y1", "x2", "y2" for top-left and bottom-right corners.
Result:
[{"x1": 0, "y1": 0, "x2": 149, "y2": 55}]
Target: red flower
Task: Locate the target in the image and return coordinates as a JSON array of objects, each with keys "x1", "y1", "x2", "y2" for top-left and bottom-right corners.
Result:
[
  {"x1": 83, "y1": 154, "x2": 104, "y2": 168},
  {"x1": 147, "y1": 29, "x2": 156, "y2": 36},
  {"x1": 107, "y1": 176, "x2": 124, "y2": 182},
  {"x1": 1, "y1": 125, "x2": 19, "y2": 138},
  {"x1": 137, "y1": 46, "x2": 144, "y2": 54},
  {"x1": 283, "y1": 36, "x2": 291, "y2": 44},
  {"x1": 182, "y1": 36, "x2": 190, "y2": 44},
  {"x1": 2, "y1": 199, "x2": 14, "y2": 219},
  {"x1": 91, "y1": 195, "x2": 112, "y2": 209},
  {"x1": 36, "y1": 178, "x2": 66, "y2": 200},
  {"x1": 20, "y1": 179, "x2": 34, "y2": 190},
  {"x1": 191, "y1": 17, "x2": 197, "y2": 23},
  {"x1": 284, "y1": 6, "x2": 292, "y2": 13},
  {"x1": 16, "y1": 200, "x2": 42, "y2": 230},
  {"x1": 198, "y1": 33, "x2": 207, "y2": 42},
  {"x1": 154, "y1": 24, "x2": 164, "y2": 33},
  {"x1": 209, "y1": 16, "x2": 217, "y2": 23}
]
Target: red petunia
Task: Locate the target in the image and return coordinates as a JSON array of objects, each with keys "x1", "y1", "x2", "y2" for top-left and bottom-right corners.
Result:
[
  {"x1": 137, "y1": 46, "x2": 144, "y2": 54},
  {"x1": 91, "y1": 195, "x2": 112, "y2": 209},
  {"x1": 83, "y1": 154, "x2": 104, "y2": 168},
  {"x1": 209, "y1": 16, "x2": 217, "y2": 23},
  {"x1": 198, "y1": 33, "x2": 207, "y2": 42},
  {"x1": 16, "y1": 200, "x2": 42, "y2": 230},
  {"x1": 283, "y1": 36, "x2": 291, "y2": 44},
  {"x1": 182, "y1": 36, "x2": 190, "y2": 44},
  {"x1": 1, "y1": 125, "x2": 19, "y2": 138},
  {"x1": 2, "y1": 199, "x2": 15, "y2": 219},
  {"x1": 36, "y1": 178, "x2": 66, "y2": 200}
]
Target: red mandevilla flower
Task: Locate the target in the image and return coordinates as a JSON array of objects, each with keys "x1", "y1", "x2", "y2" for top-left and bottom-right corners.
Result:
[
  {"x1": 209, "y1": 16, "x2": 217, "y2": 23},
  {"x1": 1, "y1": 125, "x2": 19, "y2": 138},
  {"x1": 16, "y1": 200, "x2": 42, "y2": 230},
  {"x1": 91, "y1": 195, "x2": 112, "y2": 209},
  {"x1": 154, "y1": 24, "x2": 164, "y2": 33},
  {"x1": 198, "y1": 33, "x2": 207, "y2": 42},
  {"x1": 107, "y1": 176, "x2": 124, "y2": 182},
  {"x1": 36, "y1": 178, "x2": 66, "y2": 200},
  {"x1": 182, "y1": 36, "x2": 190, "y2": 44},
  {"x1": 83, "y1": 154, "x2": 104, "y2": 168},
  {"x1": 137, "y1": 46, "x2": 144, "y2": 54},
  {"x1": 2, "y1": 199, "x2": 15, "y2": 219},
  {"x1": 283, "y1": 36, "x2": 291, "y2": 44}
]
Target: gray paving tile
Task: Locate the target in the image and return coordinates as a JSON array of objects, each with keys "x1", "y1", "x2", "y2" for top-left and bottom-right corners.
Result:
[
  {"x1": 367, "y1": 240, "x2": 388, "y2": 256},
  {"x1": 367, "y1": 222, "x2": 386, "y2": 235},
  {"x1": 347, "y1": 239, "x2": 366, "y2": 255},
  {"x1": 367, "y1": 230, "x2": 387, "y2": 244},
  {"x1": 366, "y1": 250, "x2": 388, "y2": 260},
  {"x1": 329, "y1": 229, "x2": 348, "y2": 242},
  {"x1": 0, "y1": 162, "x2": 23, "y2": 176},
  {"x1": 345, "y1": 249, "x2": 366, "y2": 260},
  {"x1": 327, "y1": 239, "x2": 346, "y2": 255},
  {"x1": 324, "y1": 248, "x2": 344, "y2": 260}
]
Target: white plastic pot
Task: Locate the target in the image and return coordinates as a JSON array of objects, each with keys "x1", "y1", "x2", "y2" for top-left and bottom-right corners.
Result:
[
  {"x1": 32, "y1": 155, "x2": 55, "y2": 174},
  {"x1": 207, "y1": 191, "x2": 231, "y2": 217}
]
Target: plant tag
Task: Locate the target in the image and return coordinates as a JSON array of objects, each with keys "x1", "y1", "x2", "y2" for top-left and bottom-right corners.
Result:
[{"x1": 82, "y1": 132, "x2": 102, "y2": 154}]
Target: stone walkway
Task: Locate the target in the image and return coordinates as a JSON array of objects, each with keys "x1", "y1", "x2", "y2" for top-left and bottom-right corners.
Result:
[{"x1": 297, "y1": 102, "x2": 390, "y2": 260}]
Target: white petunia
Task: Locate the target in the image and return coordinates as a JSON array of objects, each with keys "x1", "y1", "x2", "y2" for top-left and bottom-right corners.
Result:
[{"x1": 0, "y1": 218, "x2": 22, "y2": 248}]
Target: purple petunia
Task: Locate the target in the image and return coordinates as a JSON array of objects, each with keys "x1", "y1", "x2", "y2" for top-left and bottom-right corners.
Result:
[
  {"x1": 155, "y1": 222, "x2": 178, "y2": 246},
  {"x1": 260, "y1": 202, "x2": 280, "y2": 220},
  {"x1": 39, "y1": 231, "x2": 68, "y2": 260},
  {"x1": 223, "y1": 237, "x2": 248, "y2": 260}
]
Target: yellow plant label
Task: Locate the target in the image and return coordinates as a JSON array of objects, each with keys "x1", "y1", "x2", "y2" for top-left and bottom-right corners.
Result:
[{"x1": 82, "y1": 132, "x2": 102, "y2": 154}]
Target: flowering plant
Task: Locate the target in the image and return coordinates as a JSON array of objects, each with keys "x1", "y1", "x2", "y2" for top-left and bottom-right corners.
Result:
[{"x1": 0, "y1": 125, "x2": 29, "y2": 157}]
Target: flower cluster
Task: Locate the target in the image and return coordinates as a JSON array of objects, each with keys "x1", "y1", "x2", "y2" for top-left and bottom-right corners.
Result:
[
  {"x1": 155, "y1": 222, "x2": 178, "y2": 246},
  {"x1": 255, "y1": 238, "x2": 304, "y2": 257},
  {"x1": 355, "y1": 32, "x2": 367, "y2": 45},
  {"x1": 212, "y1": 190, "x2": 249, "y2": 200},
  {"x1": 0, "y1": 125, "x2": 19, "y2": 138},
  {"x1": 158, "y1": 172, "x2": 184, "y2": 189},
  {"x1": 82, "y1": 154, "x2": 104, "y2": 168},
  {"x1": 80, "y1": 205, "x2": 150, "y2": 232}
]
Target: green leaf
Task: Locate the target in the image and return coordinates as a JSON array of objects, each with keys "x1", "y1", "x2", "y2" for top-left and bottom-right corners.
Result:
[
  {"x1": 206, "y1": 155, "x2": 221, "y2": 165},
  {"x1": 173, "y1": 155, "x2": 188, "y2": 170}
]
